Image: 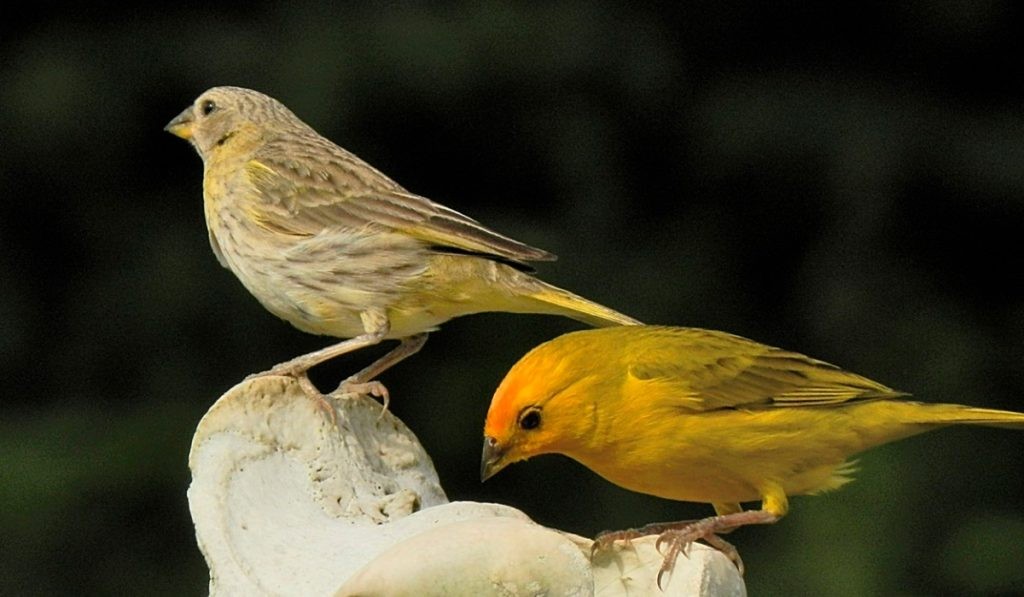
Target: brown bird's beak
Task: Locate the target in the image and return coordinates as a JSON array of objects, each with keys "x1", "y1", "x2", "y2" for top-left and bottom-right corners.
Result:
[
  {"x1": 164, "y1": 107, "x2": 194, "y2": 140},
  {"x1": 480, "y1": 436, "x2": 508, "y2": 482}
]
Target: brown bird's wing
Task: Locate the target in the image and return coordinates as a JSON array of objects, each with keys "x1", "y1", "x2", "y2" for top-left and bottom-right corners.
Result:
[
  {"x1": 625, "y1": 327, "x2": 906, "y2": 412},
  {"x1": 242, "y1": 150, "x2": 556, "y2": 267}
]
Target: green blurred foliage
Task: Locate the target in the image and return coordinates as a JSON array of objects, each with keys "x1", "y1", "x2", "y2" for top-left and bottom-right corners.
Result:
[{"x1": 1, "y1": 2, "x2": 1022, "y2": 594}]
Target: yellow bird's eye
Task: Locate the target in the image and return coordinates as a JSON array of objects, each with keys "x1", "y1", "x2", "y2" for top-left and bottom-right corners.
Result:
[
  {"x1": 519, "y1": 408, "x2": 541, "y2": 430},
  {"x1": 201, "y1": 100, "x2": 217, "y2": 116}
]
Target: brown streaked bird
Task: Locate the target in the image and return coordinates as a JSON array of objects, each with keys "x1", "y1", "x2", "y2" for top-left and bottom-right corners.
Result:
[{"x1": 165, "y1": 86, "x2": 640, "y2": 402}]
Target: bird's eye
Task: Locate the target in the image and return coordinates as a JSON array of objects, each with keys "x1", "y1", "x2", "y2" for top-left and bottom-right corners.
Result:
[
  {"x1": 200, "y1": 100, "x2": 217, "y2": 116},
  {"x1": 519, "y1": 409, "x2": 541, "y2": 430}
]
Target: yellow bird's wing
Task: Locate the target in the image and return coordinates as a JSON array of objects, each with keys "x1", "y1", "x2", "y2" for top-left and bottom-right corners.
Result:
[
  {"x1": 242, "y1": 150, "x2": 555, "y2": 267},
  {"x1": 626, "y1": 327, "x2": 906, "y2": 412}
]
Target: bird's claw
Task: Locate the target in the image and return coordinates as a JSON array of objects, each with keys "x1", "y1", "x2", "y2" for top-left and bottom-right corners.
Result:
[
  {"x1": 595, "y1": 518, "x2": 746, "y2": 590},
  {"x1": 245, "y1": 367, "x2": 336, "y2": 425},
  {"x1": 702, "y1": 532, "x2": 745, "y2": 575},
  {"x1": 591, "y1": 529, "x2": 639, "y2": 558},
  {"x1": 653, "y1": 524, "x2": 745, "y2": 588},
  {"x1": 334, "y1": 378, "x2": 391, "y2": 415}
]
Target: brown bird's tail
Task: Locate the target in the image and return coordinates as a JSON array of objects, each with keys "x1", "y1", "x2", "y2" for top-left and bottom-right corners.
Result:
[{"x1": 519, "y1": 279, "x2": 642, "y2": 328}]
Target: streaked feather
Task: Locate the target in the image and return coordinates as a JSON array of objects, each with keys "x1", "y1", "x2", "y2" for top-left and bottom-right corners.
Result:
[{"x1": 244, "y1": 149, "x2": 556, "y2": 266}]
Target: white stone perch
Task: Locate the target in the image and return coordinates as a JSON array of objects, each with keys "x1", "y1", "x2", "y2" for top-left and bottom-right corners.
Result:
[{"x1": 188, "y1": 376, "x2": 746, "y2": 596}]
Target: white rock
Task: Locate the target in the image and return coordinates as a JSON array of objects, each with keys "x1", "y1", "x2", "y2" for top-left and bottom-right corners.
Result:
[
  {"x1": 337, "y1": 516, "x2": 592, "y2": 596},
  {"x1": 187, "y1": 375, "x2": 746, "y2": 596}
]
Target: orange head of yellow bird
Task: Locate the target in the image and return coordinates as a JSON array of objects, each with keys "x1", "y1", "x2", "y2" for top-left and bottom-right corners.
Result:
[{"x1": 481, "y1": 338, "x2": 603, "y2": 482}]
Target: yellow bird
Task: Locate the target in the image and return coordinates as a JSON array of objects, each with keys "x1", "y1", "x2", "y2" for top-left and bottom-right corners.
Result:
[
  {"x1": 164, "y1": 86, "x2": 639, "y2": 401},
  {"x1": 481, "y1": 325, "x2": 1024, "y2": 581}
]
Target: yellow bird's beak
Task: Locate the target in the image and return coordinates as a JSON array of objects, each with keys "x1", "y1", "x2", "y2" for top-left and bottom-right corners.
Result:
[
  {"x1": 480, "y1": 436, "x2": 508, "y2": 482},
  {"x1": 164, "y1": 107, "x2": 194, "y2": 140}
]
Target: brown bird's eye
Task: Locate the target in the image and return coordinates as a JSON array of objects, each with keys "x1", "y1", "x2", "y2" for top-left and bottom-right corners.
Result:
[
  {"x1": 201, "y1": 100, "x2": 217, "y2": 116},
  {"x1": 519, "y1": 409, "x2": 541, "y2": 430}
]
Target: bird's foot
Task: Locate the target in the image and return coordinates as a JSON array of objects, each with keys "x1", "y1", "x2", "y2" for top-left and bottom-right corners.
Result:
[
  {"x1": 333, "y1": 378, "x2": 391, "y2": 415},
  {"x1": 652, "y1": 508, "x2": 780, "y2": 586},
  {"x1": 592, "y1": 512, "x2": 767, "y2": 589},
  {"x1": 591, "y1": 530, "x2": 636, "y2": 558},
  {"x1": 246, "y1": 367, "x2": 337, "y2": 425},
  {"x1": 654, "y1": 520, "x2": 745, "y2": 588},
  {"x1": 591, "y1": 519, "x2": 700, "y2": 557}
]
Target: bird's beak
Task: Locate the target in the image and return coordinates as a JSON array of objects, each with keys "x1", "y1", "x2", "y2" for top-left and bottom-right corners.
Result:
[
  {"x1": 164, "y1": 107, "x2": 194, "y2": 140},
  {"x1": 480, "y1": 436, "x2": 508, "y2": 482}
]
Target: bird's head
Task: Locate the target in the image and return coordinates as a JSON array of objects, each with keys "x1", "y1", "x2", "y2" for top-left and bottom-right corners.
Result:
[
  {"x1": 164, "y1": 86, "x2": 307, "y2": 159},
  {"x1": 480, "y1": 330, "x2": 604, "y2": 482}
]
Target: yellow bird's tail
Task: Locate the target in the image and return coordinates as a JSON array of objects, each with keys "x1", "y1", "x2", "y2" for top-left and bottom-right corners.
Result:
[
  {"x1": 786, "y1": 392, "x2": 1024, "y2": 456},
  {"x1": 888, "y1": 399, "x2": 1024, "y2": 432},
  {"x1": 910, "y1": 403, "x2": 1024, "y2": 430}
]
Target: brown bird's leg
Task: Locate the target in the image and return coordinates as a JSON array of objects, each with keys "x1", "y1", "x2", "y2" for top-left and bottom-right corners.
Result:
[
  {"x1": 245, "y1": 329, "x2": 387, "y2": 425},
  {"x1": 269, "y1": 333, "x2": 384, "y2": 374},
  {"x1": 255, "y1": 330, "x2": 388, "y2": 386},
  {"x1": 334, "y1": 333, "x2": 429, "y2": 412},
  {"x1": 249, "y1": 310, "x2": 392, "y2": 417}
]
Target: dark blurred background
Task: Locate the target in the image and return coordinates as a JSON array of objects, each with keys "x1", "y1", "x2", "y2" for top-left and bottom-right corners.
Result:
[{"x1": 2, "y1": 2, "x2": 1023, "y2": 595}]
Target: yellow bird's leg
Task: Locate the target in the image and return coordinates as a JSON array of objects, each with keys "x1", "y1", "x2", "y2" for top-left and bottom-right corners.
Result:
[
  {"x1": 713, "y1": 502, "x2": 744, "y2": 516},
  {"x1": 592, "y1": 519, "x2": 700, "y2": 556},
  {"x1": 709, "y1": 502, "x2": 744, "y2": 535},
  {"x1": 335, "y1": 333, "x2": 429, "y2": 413},
  {"x1": 655, "y1": 487, "x2": 788, "y2": 587},
  {"x1": 591, "y1": 502, "x2": 743, "y2": 556}
]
